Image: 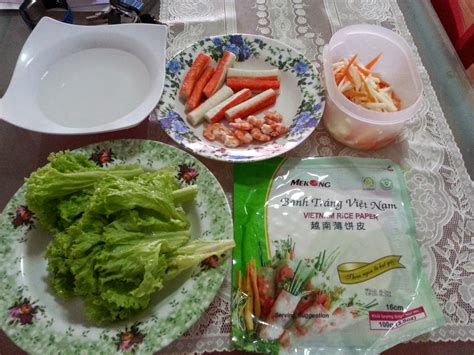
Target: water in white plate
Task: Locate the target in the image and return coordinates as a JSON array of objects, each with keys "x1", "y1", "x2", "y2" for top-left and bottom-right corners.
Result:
[{"x1": 38, "y1": 48, "x2": 150, "y2": 128}]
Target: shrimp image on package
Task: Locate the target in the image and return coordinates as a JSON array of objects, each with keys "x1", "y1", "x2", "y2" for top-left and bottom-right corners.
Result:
[{"x1": 232, "y1": 157, "x2": 445, "y2": 354}]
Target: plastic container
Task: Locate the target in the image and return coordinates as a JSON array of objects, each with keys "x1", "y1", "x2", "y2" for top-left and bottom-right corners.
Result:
[{"x1": 322, "y1": 24, "x2": 423, "y2": 150}]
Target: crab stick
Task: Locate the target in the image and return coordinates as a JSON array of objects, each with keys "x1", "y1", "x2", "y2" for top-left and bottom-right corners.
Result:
[
  {"x1": 185, "y1": 65, "x2": 215, "y2": 111},
  {"x1": 204, "y1": 88, "x2": 252, "y2": 123},
  {"x1": 179, "y1": 52, "x2": 212, "y2": 101},
  {"x1": 203, "y1": 51, "x2": 236, "y2": 98},
  {"x1": 226, "y1": 77, "x2": 280, "y2": 93},
  {"x1": 186, "y1": 85, "x2": 234, "y2": 126},
  {"x1": 227, "y1": 68, "x2": 280, "y2": 81},
  {"x1": 225, "y1": 89, "x2": 277, "y2": 121}
]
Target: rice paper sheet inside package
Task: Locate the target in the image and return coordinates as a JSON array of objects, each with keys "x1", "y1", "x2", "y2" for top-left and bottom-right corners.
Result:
[{"x1": 232, "y1": 157, "x2": 445, "y2": 354}]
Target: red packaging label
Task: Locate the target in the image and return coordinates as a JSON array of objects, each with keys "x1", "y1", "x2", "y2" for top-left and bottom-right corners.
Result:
[{"x1": 369, "y1": 307, "x2": 426, "y2": 330}]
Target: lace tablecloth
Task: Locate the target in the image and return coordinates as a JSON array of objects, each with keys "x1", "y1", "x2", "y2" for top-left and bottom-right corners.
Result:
[{"x1": 150, "y1": 0, "x2": 474, "y2": 352}]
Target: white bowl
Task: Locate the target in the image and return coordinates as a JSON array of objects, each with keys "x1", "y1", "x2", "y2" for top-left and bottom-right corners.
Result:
[{"x1": 0, "y1": 18, "x2": 167, "y2": 134}]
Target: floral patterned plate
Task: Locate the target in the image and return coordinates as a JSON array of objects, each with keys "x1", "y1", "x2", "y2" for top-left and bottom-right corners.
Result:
[
  {"x1": 155, "y1": 34, "x2": 325, "y2": 162},
  {"x1": 0, "y1": 139, "x2": 232, "y2": 354}
]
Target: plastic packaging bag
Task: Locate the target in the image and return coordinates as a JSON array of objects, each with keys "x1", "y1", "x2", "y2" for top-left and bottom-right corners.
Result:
[{"x1": 232, "y1": 157, "x2": 445, "y2": 354}]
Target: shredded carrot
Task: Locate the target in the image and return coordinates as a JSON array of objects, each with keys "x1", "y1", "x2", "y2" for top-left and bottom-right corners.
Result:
[
  {"x1": 244, "y1": 271, "x2": 254, "y2": 331},
  {"x1": 378, "y1": 79, "x2": 390, "y2": 89},
  {"x1": 345, "y1": 67, "x2": 357, "y2": 88},
  {"x1": 354, "y1": 62, "x2": 370, "y2": 76},
  {"x1": 248, "y1": 259, "x2": 261, "y2": 318},
  {"x1": 343, "y1": 89, "x2": 367, "y2": 99},
  {"x1": 236, "y1": 270, "x2": 242, "y2": 290},
  {"x1": 365, "y1": 53, "x2": 382, "y2": 70},
  {"x1": 334, "y1": 53, "x2": 401, "y2": 112},
  {"x1": 335, "y1": 72, "x2": 345, "y2": 83},
  {"x1": 392, "y1": 92, "x2": 401, "y2": 110},
  {"x1": 336, "y1": 54, "x2": 358, "y2": 86}
]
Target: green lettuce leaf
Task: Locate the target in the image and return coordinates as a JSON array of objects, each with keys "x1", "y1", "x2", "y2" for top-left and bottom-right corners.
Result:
[
  {"x1": 30, "y1": 151, "x2": 234, "y2": 323},
  {"x1": 26, "y1": 151, "x2": 143, "y2": 232}
]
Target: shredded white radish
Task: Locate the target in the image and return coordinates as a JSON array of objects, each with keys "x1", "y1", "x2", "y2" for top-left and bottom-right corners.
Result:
[{"x1": 334, "y1": 54, "x2": 401, "y2": 112}]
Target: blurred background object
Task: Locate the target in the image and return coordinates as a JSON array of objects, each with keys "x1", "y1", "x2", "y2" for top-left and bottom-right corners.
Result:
[
  {"x1": 0, "y1": 0, "x2": 108, "y2": 11},
  {"x1": 432, "y1": 0, "x2": 474, "y2": 81}
]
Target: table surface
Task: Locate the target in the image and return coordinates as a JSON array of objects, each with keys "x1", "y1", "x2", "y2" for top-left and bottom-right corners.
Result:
[{"x1": 0, "y1": 0, "x2": 473, "y2": 354}]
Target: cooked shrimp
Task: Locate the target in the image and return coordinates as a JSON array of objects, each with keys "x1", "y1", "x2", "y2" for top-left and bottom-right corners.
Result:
[
  {"x1": 269, "y1": 123, "x2": 289, "y2": 137},
  {"x1": 229, "y1": 118, "x2": 253, "y2": 131},
  {"x1": 247, "y1": 115, "x2": 265, "y2": 127},
  {"x1": 203, "y1": 123, "x2": 231, "y2": 142},
  {"x1": 214, "y1": 126, "x2": 231, "y2": 143},
  {"x1": 223, "y1": 134, "x2": 241, "y2": 147},
  {"x1": 264, "y1": 110, "x2": 283, "y2": 122},
  {"x1": 261, "y1": 123, "x2": 273, "y2": 135},
  {"x1": 203, "y1": 123, "x2": 221, "y2": 141},
  {"x1": 234, "y1": 129, "x2": 253, "y2": 144},
  {"x1": 251, "y1": 127, "x2": 271, "y2": 142}
]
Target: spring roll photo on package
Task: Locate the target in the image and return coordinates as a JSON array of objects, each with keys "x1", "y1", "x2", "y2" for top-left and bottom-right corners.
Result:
[{"x1": 232, "y1": 157, "x2": 445, "y2": 354}]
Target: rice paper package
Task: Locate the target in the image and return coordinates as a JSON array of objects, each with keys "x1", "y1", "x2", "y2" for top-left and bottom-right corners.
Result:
[{"x1": 232, "y1": 157, "x2": 445, "y2": 354}]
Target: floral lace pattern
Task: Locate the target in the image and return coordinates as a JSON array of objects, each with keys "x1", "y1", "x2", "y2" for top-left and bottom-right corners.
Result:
[{"x1": 155, "y1": 0, "x2": 473, "y2": 352}]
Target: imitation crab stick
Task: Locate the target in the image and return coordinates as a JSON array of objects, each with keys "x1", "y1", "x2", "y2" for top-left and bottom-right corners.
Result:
[
  {"x1": 179, "y1": 52, "x2": 212, "y2": 101},
  {"x1": 203, "y1": 51, "x2": 236, "y2": 98},
  {"x1": 185, "y1": 65, "x2": 215, "y2": 111},
  {"x1": 226, "y1": 78, "x2": 280, "y2": 93},
  {"x1": 227, "y1": 68, "x2": 280, "y2": 80},
  {"x1": 225, "y1": 89, "x2": 277, "y2": 121},
  {"x1": 186, "y1": 85, "x2": 234, "y2": 126},
  {"x1": 204, "y1": 88, "x2": 252, "y2": 123}
]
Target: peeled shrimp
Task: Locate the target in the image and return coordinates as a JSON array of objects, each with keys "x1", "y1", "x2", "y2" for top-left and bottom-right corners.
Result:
[
  {"x1": 223, "y1": 134, "x2": 241, "y2": 147},
  {"x1": 251, "y1": 127, "x2": 271, "y2": 142},
  {"x1": 229, "y1": 118, "x2": 253, "y2": 131},
  {"x1": 234, "y1": 129, "x2": 253, "y2": 144},
  {"x1": 247, "y1": 115, "x2": 265, "y2": 127},
  {"x1": 214, "y1": 127, "x2": 232, "y2": 143},
  {"x1": 264, "y1": 110, "x2": 283, "y2": 122},
  {"x1": 203, "y1": 123, "x2": 221, "y2": 141},
  {"x1": 269, "y1": 123, "x2": 289, "y2": 137},
  {"x1": 261, "y1": 124, "x2": 273, "y2": 135},
  {"x1": 203, "y1": 123, "x2": 231, "y2": 142}
]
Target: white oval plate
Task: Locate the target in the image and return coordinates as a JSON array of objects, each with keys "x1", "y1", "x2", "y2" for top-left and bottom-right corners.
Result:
[
  {"x1": 155, "y1": 34, "x2": 325, "y2": 162},
  {"x1": 0, "y1": 18, "x2": 167, "y2": 135},
  {"x1": 0, "y1": 140, "x2": 232, "y2": 354}
]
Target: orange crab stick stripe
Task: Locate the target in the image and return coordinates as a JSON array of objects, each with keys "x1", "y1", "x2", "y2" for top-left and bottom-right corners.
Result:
[
  {"x1": 226, "y1": 78, "x2": 280, "y2": 93},
  {"x1": 225, "y1": 89, "x2": 277, "y2": 121},
  {"x1": 204, "y1": 88, "x2": 252, "y2": 123},
  {"x1": 228, "y1": 75, "x2": 279, "y2": 81},
  {"x1": 203, "y1": 51, "x2": 236, "y2": 98},
  {"x1": 185, "y1": 65, "x2": 215, "y2": 111},
  {"x1": 179, "y1": 52, "x2": 212, "y2": 101}
]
